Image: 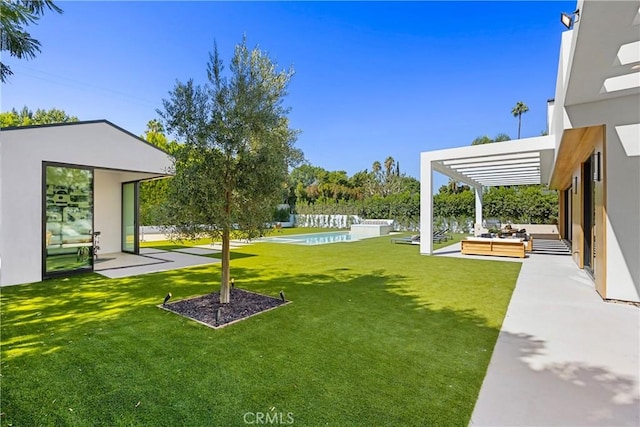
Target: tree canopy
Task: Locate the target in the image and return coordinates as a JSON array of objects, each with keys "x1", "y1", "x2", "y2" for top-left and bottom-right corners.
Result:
[
  {"x1": 139, "y1": 120, "x2": 178, "y2": 226},
  {"x1": 0, "y1": 0, "x2": 62, "y2": 82},
  {"x1": 159, "y1": 38, "x2": 302, "y2": 303},
  {"x1": 471, "y1": 133, "x2": 511, "y2": 145},
  {"x1": 0, "y1": 106, "x2": 78, "y2": 126},
  {"x1": 289, "y1": 157, "x2": 420, "y2": 228}
]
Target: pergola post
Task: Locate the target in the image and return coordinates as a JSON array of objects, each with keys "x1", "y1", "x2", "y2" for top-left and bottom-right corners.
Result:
[
  {"x1": 420, "y1": 153, "x2": 433, "y2": 255},
  {"x1": 475, "y1": 185, "x2": 483, "y2": 236}
]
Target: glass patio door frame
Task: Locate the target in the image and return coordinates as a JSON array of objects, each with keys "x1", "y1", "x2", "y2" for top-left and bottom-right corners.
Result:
[
  {"x1": 121, "y1": 181, "x2": 140, "y2": 254},
  {"x1": 582, "y1": 157, "x2": 595, "y2": 275},
  {"x1": 42, "y1": 162, "x2": 95, "y2": 279}
]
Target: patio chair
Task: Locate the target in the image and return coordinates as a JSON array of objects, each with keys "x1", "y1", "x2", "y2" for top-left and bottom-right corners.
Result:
[{"x1": 433, "y1": 230, "x2": 448, "y2": 243}]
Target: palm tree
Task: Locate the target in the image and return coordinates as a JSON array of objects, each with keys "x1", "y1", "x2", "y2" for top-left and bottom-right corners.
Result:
[
  {"x1": 384, "y1": 156, "x2": 395, "y2": 177},
  {"x1": 447, "y1": 178, "x2": 459, "y2": 194},
  {"x1": 511, "y1": 101, "x2": 529, "y2": 139}
]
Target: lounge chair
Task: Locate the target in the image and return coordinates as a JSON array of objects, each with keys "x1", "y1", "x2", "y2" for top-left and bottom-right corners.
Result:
[
  {"x1": 391, "y1": 234, "x2": 420, "y2": 245},
  {"x1": 433, "y1": 230, "x2": 449, "y2": 243}
]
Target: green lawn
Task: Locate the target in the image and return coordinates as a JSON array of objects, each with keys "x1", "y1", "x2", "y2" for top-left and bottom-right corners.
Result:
[{"x1": 1, "y1": 232, "x2": 520, "y2": 426}]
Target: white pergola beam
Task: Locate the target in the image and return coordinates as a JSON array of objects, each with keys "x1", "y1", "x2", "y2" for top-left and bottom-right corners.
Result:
[
  {"x1": 432, "y1": 162, "x2": 483, "y2": 188},
  {"x1": 457, "y1": 163, "x2": 541, "y2": 173},
  {"x1": 478, "y1": 179, "x2": 540, "y2": 185},
  {"x1": 465, "y1": 170, "x2": 540, "y2": 178},
  {"x1": 448, "y1": 157, "x2": 541, "y2": 169},
  {"x1": 442, "y1": 152, "x2": 541, "y2": 166}
]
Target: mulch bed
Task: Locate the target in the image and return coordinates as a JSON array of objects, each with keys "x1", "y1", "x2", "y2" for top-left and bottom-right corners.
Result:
[{"x1": 162, "y1": 288, "x2": 287, "y2": 328}]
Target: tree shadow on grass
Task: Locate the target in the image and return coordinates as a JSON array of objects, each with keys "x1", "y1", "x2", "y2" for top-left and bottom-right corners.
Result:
[
  {"x1": 1, "y1": 266, "x2": 501, "y2": 425},
  {"x1": 2, "y1": 265, "x2": 637, "y2": 426}
]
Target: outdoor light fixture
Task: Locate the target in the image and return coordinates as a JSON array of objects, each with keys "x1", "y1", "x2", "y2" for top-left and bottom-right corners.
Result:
[
  {"x1": 561, "y1": 9, "x2": 580, "y2": 30},
  {"x1": 279, "y1": 290, "x2": 286, "y2": 302},
  {"x1": 163, "y1": 292, "x2": 172, "y2": 306},
  {"x1": 593, "y1": 151, "x2": 601, "y2": 182},
  {"x1": 574, "y1": 176, "x2": 578, "y2": 194},
  {"x1": 215, "y1": 308, "x2": 221, "y2": 324},
  {"x1": 231, "y1": 278, "x2": 235, "y2": 288}
]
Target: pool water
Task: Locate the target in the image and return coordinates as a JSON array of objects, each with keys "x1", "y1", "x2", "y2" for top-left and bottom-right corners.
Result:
[{"x1": 264, "y1": 231, "x2": 355, "y2": 245}]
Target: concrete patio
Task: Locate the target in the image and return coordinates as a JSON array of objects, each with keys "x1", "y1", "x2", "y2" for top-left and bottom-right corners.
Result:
[
  {"x1": 91, "y1": 240, "x2": 253, "y2": 279},
  {"x1": 94, "y1": 249, "x2": 220, "y2": 279},
  {"x1": 434, "y1": 244, "x2": 640, "y2": 426}
]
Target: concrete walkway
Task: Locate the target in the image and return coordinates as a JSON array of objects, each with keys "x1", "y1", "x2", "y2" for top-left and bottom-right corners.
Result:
[
  {"x1": 95, "y1": 250, "x2": 220, "y2": 279},
  {"x1": 457, "y1": 248, "x2": 640, "y2": 426}
]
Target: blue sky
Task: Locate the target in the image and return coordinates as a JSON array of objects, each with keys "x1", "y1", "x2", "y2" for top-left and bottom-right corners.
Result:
[{"x1": 2, "y1": 1, "x2": 574, "y2": 181}]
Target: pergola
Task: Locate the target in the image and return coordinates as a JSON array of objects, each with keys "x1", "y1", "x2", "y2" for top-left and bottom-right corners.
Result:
[{"x1": 419, "y1": 135, "x2": 556, "y2": 254}]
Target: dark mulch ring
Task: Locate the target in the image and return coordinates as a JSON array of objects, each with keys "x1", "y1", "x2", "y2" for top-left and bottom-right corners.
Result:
[{"x1": 162, "y1": 288, "x2": 287, "y2": 328}]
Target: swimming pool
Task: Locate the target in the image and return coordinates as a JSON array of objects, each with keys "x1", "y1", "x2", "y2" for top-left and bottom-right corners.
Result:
[{"x1": 264, "y1": 231, "x2": 355, "y2": 245}]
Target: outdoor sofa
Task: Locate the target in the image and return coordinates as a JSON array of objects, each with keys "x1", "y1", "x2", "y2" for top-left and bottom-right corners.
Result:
[{"x1": 461, "y1": 237, "x2": 527, "y2": 258}]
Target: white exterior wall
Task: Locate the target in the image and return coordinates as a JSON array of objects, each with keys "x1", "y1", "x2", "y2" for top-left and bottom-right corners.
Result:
[
  {"x1": 0, "y1": 122, "x2": 172, "y2": 286},
  {"x1": 94, "y1": 170, "x2": 122, "y2": 255},
  {"x1": 94, "y1": 170, "x2": 149, "y2": 254},
  {"x1": 550, "y1": 30, "x2": 574, "y2": 143},
  {"x1": 0, "y1": 133, "x2": 45, "y2": 286}
]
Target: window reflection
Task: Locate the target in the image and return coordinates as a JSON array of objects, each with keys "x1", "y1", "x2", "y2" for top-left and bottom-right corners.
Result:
[{"x1": 45, "y1": 165, "x2": 93, "y2": 275}]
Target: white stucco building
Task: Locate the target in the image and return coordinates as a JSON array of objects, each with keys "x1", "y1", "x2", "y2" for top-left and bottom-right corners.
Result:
[
  {"x1": 0, "y1": 120, "x2": 173, "y2": 286},
  {"x1": 420, "y1": 1, "x2": 640, "y2": 302}
]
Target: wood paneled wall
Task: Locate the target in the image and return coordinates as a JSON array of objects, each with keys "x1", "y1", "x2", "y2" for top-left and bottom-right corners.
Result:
[{"x1": 557, "y1": 125, "x2": 607, "y2": 297}]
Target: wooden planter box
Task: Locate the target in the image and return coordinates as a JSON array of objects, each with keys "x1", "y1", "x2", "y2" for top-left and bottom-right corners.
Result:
[{"x1": 461, "y1": 238, "x2": 526, "y2": 258}]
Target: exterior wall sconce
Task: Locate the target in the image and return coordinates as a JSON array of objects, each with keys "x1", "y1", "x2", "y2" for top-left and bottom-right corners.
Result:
[
  {"x1": 593, "y1": 151, "x2": 601, "y2": 182},
  {"x1": 573, "y1": 176, "x2": 578, "y2": 194},
  {"x1": 561, "y1": 9, "x2": 580, "y2": 30}
]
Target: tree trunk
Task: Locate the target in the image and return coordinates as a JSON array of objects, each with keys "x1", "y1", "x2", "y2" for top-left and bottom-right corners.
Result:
[
  {"x1": 517, "y1": 114, "x2": 522, "y2": 139},
  {"x1": 220, "y1": 227, "x2": 231, "y2": 303},
  {"x1": 220, "y1": 189, "x2": 232, "y2": 304}
]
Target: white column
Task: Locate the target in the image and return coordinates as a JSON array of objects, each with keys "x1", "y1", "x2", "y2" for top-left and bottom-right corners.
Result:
[
  {"x1": 475, "y1": 186, "x2": 483, "y2": 236},
  {"x1": 420, "y1": 153, "x2": 433, "y2": 255}
]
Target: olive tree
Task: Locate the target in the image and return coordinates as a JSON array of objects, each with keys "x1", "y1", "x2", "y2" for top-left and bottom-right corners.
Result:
[{"x1": 159, "y1": 38, "x2": 302, "y2": 303}]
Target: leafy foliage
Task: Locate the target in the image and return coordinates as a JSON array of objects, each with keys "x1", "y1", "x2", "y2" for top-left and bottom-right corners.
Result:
[
  {"x1": 471, "y1": 133, "x2": 511, "y2": 145},
  {"x1": 0, "y1": 106, "x2": 78, "y2": 127},
  {"x1": 0, "y1": 0, "x2": 62, "y2": 82},
  {"x1": 138, "y1": 120, "x2": 179, "y2": 225},
  {"x1": 288, "y1": 157, "x2": 420, "y2": 228},
  {"x1": 433, "y1": 185, "x2": 558, "y2": 227}
]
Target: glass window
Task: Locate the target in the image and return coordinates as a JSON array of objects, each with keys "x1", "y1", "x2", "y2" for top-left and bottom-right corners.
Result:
[{"x1": 44, "y1": 165, "x2": 93, "y2": 275}]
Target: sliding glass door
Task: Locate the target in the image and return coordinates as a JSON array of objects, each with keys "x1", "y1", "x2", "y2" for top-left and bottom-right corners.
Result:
[{"x1": 44, "y1": 164, "x2": 93, "y2": 277}]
